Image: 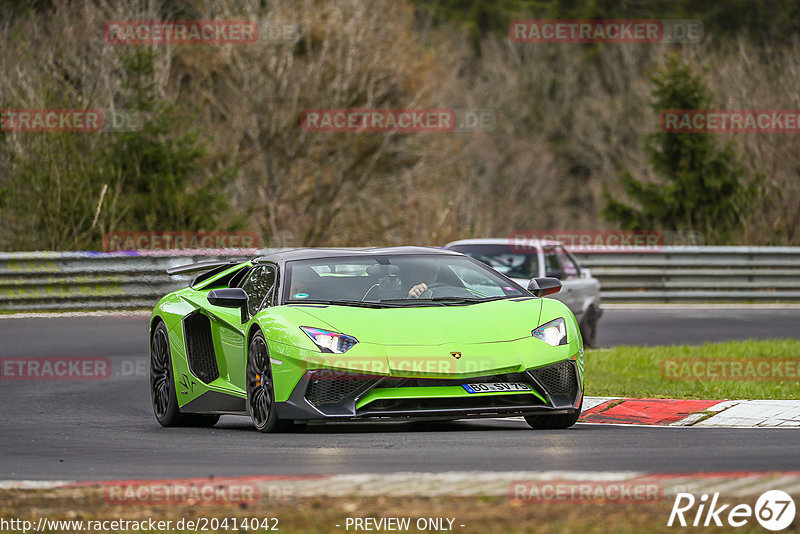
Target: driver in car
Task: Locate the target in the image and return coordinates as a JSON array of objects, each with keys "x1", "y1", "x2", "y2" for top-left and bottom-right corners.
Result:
[{"x1": 407, "y1": 262, "x2": 440, "y2": 298}]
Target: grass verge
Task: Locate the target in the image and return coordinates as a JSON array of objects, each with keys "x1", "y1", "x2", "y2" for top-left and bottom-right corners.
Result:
[{"x1": 586, "y1": 338, "x2": 800, "y2": 399}]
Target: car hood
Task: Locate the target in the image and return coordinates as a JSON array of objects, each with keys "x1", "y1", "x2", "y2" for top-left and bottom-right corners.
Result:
[{"x1": 289, "y1": 298, "x2": 543, "y2": 346}]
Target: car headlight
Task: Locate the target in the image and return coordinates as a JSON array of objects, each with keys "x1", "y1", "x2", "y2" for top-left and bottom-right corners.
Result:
[
  {"x1": 300, "y1": 327, "x2": 358, "y2": 354},
  {"x1": 532, "y1": 318, "x2": 567, "y2": 346}
]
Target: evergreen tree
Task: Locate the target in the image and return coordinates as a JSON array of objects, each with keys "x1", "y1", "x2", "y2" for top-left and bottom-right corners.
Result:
[
  {"x1": 107, "y1": 49, "x2": 234, "y2": 233},
  {"x1": 601, "y1": 52, "x2": 759, "y2": 243}
]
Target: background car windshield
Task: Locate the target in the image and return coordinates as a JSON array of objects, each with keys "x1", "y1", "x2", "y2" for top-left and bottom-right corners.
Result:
[
  {"x1": 283, "y1": 254, "x2": 525, "y2": 303},
  {"x1": 447, "y1": 244, "x2": 540, "y2": 279}
]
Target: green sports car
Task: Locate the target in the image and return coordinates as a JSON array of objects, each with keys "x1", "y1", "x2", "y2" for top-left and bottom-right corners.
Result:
[{"x1": 149, "y1": 247, "x2": 584, "y2": 432}]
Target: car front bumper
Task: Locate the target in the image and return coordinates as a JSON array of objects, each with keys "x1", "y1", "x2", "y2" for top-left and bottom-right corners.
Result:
[{"x1": 274, "y1": 358, "x2": 583, "y2": 422}]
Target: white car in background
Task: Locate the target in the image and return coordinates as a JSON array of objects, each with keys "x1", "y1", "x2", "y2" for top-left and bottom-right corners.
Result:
[{"x1": 444, "y1": 238, "x2": 602, "y2": 346}]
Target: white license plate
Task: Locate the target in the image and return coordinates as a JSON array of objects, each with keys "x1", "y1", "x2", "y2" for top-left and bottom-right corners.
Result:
[{"x1": 462, "y1": 382, "x2": 530, "y2": 393}]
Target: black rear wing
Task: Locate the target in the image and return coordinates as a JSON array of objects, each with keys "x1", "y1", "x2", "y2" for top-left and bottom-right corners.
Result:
[
  {"x1": 166, "y1": 259, "x2": 251, "y2": 289},
  {"x1": 165, "y1": 259, "x2": 243, "y2": 276}
]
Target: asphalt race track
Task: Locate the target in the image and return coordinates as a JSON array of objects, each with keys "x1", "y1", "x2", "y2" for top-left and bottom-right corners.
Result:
[
  {"x1": 1, "y1": 307, "x2": 799, "y2": 481},
  {"x1": 596, "y1": 306, "x2": 800, "y2": 346}
]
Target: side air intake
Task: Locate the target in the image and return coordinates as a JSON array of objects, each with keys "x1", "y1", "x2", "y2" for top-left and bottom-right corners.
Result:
[{"x1": 183, "y1": 313, "x2": 219, "y2": 384}]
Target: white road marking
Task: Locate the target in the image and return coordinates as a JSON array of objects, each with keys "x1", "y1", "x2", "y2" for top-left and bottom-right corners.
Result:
[
  {"x1": 0, "y1": 311, "x2": 150, "y2": 319},
  {"x1": 4, "y1": 471, "x2": 800, "y2": 498}
]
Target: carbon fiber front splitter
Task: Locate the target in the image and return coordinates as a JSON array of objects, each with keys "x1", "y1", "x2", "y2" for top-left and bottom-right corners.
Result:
[{"x1": 274, "y1": 366, "x2": 582, "y2": 422}]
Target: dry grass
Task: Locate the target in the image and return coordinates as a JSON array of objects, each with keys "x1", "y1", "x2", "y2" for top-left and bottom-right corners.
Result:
[{"x1": 7, "y1": 486, "x2": 791, "y2": 534}]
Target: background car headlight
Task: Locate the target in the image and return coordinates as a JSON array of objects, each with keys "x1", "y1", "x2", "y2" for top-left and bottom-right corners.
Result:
[
  {"x1": 300, "y1": 327, "x2": 358, "y2": 354},
  {"x1": 532, "y1": 318, "x2": 567, "y2": 346}
]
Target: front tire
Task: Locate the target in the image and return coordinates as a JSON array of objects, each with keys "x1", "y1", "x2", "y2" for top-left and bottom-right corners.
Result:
[
  {"x1": 579, "y1": 307, "x2": 599, "y2": 348},
  {"x1": 524, "y1": 399, "x2": 583, "y2": 430},
  {"x1": 150, "y1": 321, "x2": 219, "y2": 427},
  {"x1": 246, "y1": 331, "x2": 297, "y2": 433}
]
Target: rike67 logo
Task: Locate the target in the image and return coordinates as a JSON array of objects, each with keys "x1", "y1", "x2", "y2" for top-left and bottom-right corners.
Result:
[{"x1": 668, "y1": 490, "x2": 796, "y2": 531}]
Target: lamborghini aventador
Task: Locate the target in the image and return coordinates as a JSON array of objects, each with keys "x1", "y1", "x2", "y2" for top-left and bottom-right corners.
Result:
[{"x1": 149, "y1": 247, "x2": 584, "y2": 432}]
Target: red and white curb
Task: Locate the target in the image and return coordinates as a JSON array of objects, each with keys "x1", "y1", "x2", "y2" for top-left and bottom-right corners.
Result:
[{"x1": 581, "y1": 397, "x2": 800, "y2": 427}]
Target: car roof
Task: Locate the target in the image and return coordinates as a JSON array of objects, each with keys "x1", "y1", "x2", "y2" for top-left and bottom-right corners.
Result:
[
  {"x1": 444, "y1": 238, "x2": 563, "y2": 248},
  {"x1": 255, "y1": 246, "x2": 462, "y2": 263}
]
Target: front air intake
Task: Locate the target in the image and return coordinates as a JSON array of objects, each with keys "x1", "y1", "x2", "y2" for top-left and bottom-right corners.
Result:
[
  {"x1": 529, "y1": 360, "x2": 579, "y2": 402},
  {"x1": 305, "y1": 373, "x2": 373, "y2": 408}
]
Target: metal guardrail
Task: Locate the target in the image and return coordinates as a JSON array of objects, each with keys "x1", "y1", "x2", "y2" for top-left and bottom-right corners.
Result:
[
  {"x1": 575, "y1": 246, "x2": 800, "y2": 302},
  {"x1": 1, "y1": 247, "x2": 799, "y2": 311},
  {"x1": 0, "y1": 250, "x2": 265, "y2": 312}
]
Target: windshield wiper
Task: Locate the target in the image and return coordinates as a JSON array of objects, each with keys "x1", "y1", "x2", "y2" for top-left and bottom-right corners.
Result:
[
  {"x1": 287, "y1": 296, "x2": 510, "y2": 308},
  {"x1": 378, "y1": 299, "x2": 446, "y2": 307},
  {"x1": 427, "y1": 296, "x2": 510, "y2": 304},
  {"x1": 378, "y1": 296, "x2": 509, "y2": 306},
  {"x1": 287, "y1": 299, "x2": 391, "y2": 308}
]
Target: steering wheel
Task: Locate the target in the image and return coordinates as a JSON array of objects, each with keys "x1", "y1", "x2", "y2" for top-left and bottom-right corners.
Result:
[{"x1": 417, "y1": 282, "x2": 448, "y2": 299}]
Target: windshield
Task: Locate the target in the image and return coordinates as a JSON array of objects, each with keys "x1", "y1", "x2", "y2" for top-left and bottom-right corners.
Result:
[
  {"x1": 446, "y1": 244, "x2": 540, "y2": 279},
  {"x1": 282, "y1": 254, "x2": 526, "y2": 306}
]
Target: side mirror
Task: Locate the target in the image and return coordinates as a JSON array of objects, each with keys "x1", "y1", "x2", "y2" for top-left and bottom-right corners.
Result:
[
  {"x1": 208, "y1": 288, "x2": 249, "y2": 323},
  {"x1": 527, "y1": 277, "x2": 562, "y2": 297}
]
